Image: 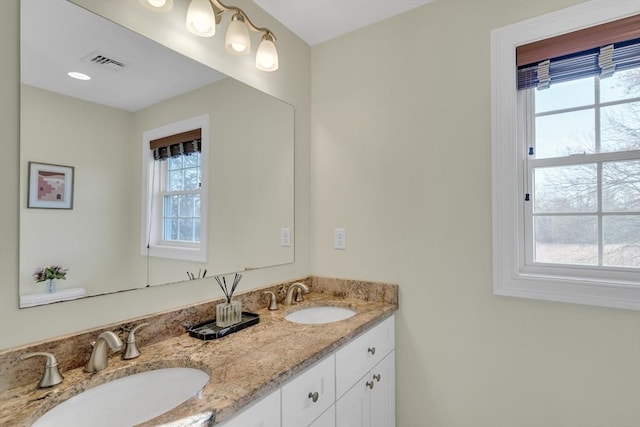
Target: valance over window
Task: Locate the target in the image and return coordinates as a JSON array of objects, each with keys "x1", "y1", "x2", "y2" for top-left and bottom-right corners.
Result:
[
  {"x1": 150, "y1": 128, "x2": 201, "y2": 161},
  {"x1": 516, "y1": 14, "x2": 640, "y2": 90}
]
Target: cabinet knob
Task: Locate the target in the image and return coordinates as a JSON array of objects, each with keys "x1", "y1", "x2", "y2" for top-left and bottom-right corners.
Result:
[
  {"x1": 308, "y1": 391, "x2": 319, "y2": 403},
  {"x1": 367, "y1": 346, "x2": 376, "y2": 355},
  {"x1": 373, "y1": 373, "x2": 381, "y2": 382},
  {"x1": 366, "y1": 380, "x2": 375, "y2": 390}
]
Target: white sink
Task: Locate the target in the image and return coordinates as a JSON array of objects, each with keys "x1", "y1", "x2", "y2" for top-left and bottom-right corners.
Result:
[
  {"x1": 285, "y1": 306, "x2": 356, "y2": 324},
  {"x1": 33, "y1": 367, "x2": 209, "y2": 427}
]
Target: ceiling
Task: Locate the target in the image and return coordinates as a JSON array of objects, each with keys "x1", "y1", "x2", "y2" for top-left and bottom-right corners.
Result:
[{"x1": 253, "y1": 0, "x2": 433, "y2": 46}]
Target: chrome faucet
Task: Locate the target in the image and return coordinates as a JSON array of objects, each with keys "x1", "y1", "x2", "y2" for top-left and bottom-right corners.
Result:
[
  {"x1": 20, "y1": 352, "x2": 64, "y2": 388},
  {"x1": 85, "y1": 331, "x2": 123, "y2": 373},
  {"x1": 285, "y1": 282, "x2": 309, "y2": 305}
]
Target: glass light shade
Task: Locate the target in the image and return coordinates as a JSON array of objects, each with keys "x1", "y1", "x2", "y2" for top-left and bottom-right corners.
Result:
[
  {"x1": 225, "y1": 17, "x2": 251, "y2": 55},
  {"x1": 186, "y1": 0, "x2": 215, "y2": 37},
  {"x1": 256, "y1": 37, "x2": 278, "y2": 71},
  {"x1": 138, "y1": 0, "x2": 173, "y2": 12}
]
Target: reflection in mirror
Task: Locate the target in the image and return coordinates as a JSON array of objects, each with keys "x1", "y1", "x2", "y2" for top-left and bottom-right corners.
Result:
[{"x1": 19, "y1": 0, "x2": 294, "y2": 308}]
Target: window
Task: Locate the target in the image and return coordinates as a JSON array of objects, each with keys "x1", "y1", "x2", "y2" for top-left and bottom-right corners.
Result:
[
  {"x1": 141, "y1": 114, "x2": 209, "y2": 262},
  {"x1": 524, "y1": 74, "x2": 639, "y2": 271},
  {"x1": 162, "y1": 152, "x2": 201, "y2": 243},
  {"x1": 491, "y1": 1, "x2": 640, "y2": 309}
]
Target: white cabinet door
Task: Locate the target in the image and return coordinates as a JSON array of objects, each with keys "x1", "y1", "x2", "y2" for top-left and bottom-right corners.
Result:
[
  {"x1": 371, "y1": 351, "x2": 395, "y2": 427},
  {"x1": 336, "y1": 376, "x2": 370, "y2": 427},
  {"x1": 310, "y1": 405, "x2": 336, "y2": 427},
  {"x1": 335, "y1": 316, "x2": 395, "y2": 399},
  {"x1": 217, "y1": 388, "x2": 280, "y2": 427},
  {"x1": 336, "y1": 351, "x2": 395, "y2": 427},
  {"x1": 282, "y1": 355, "x2": 335, "y2": 427}
]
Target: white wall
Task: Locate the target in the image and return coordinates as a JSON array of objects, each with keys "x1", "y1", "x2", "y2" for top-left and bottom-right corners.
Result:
[
  {"x1": 311, "y1": 1, "x2": 640, "y2": 426},
  {"x1": 0, "y1": 0, "x2": 310, "y2": 349}
]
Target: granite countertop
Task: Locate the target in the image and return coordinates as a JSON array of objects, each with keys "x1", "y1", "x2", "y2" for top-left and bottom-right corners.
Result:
[{"x1": 0, "y1": 290, "x2": 397, "y2": 426}]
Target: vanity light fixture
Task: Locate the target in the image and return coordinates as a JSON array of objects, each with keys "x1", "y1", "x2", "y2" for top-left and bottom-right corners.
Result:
[
  {"x1": 186, "y1": 0, "x2": 216, "y2": 37},
  {"x1": 139, "y1": 0, "x2": 278, "y2": 72},
  {"x1": 225, "y1": 13, "x2": 251, "y2": 55},
  {"x1": 67, "y1": 71, "x2": 91, "y2": 80},
  {"x1": 256, "y1": 32, "x2": 278, "y2": 71}
]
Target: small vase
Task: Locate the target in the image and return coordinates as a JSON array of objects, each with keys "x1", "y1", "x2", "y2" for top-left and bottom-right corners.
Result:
[{"x1": 46, "y1": 279, "x2": 56, "y2": 294}]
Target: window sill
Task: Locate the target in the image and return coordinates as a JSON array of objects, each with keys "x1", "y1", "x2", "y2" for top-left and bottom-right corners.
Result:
[
  {"x1": 146, "y1": 244, "x2": 206, "y2": 263},
  {"x1": 493, "y1": 271, "x2": 640, "y2": 310}
]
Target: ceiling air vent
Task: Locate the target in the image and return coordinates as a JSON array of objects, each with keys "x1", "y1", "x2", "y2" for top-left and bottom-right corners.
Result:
[{"x1": 82, "y1": 51, "x2": 127, "y2": 72}]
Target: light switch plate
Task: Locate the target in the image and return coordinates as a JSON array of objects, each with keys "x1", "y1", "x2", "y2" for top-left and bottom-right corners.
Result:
[
  {"x1": 281, "y1": 227, "x2": 291, "y2": 247},
  {"x1": 334, "y1": 228, "x2": 346, "y2": 250}
]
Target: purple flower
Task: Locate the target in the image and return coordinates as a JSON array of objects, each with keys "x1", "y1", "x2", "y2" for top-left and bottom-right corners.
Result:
[{"x1": 33, "y1": 265, "x2": 68, "y2": 283}]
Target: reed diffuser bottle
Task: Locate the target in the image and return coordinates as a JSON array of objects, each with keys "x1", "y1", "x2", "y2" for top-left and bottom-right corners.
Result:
[{"x1": 215, "y1": 274, "x2": 242, "y2": 327}]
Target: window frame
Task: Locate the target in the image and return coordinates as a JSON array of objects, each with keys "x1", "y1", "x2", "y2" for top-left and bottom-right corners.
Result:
[
  {"x1": 141, "y1": 114, "x2": 209, "y2": 262},
  {"x1": 491, "y1": 0, "x2": 640, "y2": 310}
]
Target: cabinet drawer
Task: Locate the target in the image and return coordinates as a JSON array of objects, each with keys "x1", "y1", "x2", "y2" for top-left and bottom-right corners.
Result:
[
  {"x1": 282, "y1": 355, "x2": 335, "y2": 427},
  {"x1": 335, "y1": 315, "x2": 395, "y2": 398}
]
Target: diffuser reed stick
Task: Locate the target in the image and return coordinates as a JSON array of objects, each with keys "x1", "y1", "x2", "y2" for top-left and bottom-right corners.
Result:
[{"x1": 215, "y1": 273, "x2": 242, "y2": 303}]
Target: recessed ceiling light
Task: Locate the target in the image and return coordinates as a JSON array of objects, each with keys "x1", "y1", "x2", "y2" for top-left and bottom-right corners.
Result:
[{"x1": 68, "y1": 71, "x2": 91, "y2": 80}]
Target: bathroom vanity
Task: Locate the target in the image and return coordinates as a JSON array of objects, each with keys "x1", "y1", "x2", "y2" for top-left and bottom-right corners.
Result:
[
  {"x1": 0, "y1": 277, "x2": 398, "y2": 426},
  {"x1": 219, "y1": 315, "x2": 395, "y2": 427}
]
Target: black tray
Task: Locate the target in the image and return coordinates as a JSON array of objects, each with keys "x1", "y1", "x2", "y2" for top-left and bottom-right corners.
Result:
[{"x1": 188, "y1": 312, "x2": 260, "y2": 340}]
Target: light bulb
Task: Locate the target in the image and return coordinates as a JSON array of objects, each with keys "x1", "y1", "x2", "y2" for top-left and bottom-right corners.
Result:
[
  {"x1": 256, "y1": 35, "x2": 278, "y2": 71},
  {"x1": 231, "y1": 43, "x2": 246, "y2": 52},
  {"x1": 68, "y1": 71, "x2": 91, "y2": 80},
  {"x1": 186, "y1": 0, "x2": 215, "y2": 37},
  {"x1": 138, "y1": 0, "x2": 173, "y2": 12},
  {"x1": 225, "y1": 14, "x2": 250, "y2": 55}
]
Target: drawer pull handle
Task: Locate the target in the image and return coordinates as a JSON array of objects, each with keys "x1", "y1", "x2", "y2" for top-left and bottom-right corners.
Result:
[
  {"x1": 367, "y1": 347, "x2": 376, "y2": 355},
  {"x1": 308, "y1": 391, "x2": 319, "y2": 403},
  {"x1": 373, "y1": 373, "x2": 381, "y2": 382},
  {"x1": 366, "y1": 381, "x2": 375, "y2": 390}
]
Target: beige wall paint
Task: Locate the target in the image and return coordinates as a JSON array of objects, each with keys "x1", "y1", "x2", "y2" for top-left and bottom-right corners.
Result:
[
  {"x1": 0, "y1": 0, "x2": 310, "y2": 349},
  {"x1": 20, "y1": 85, "x2": 143, "y2": 297},
  {"x1": 137, "y1": 77, "x2": 294, "y2": 284},
  {"x1": 19, "y1": 77, "x2": 294, "y2": 299},
  {"x1": 311, "y1": 1, "x2": 640, "y2": 426},
  {"x1": 3, "y1": 0, "x2": 640, "y2": 425}
]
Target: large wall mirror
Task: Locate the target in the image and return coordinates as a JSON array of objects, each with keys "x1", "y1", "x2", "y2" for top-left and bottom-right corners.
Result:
[{"x1": 19, "y1": 0, "x2": 294, "y2": 308}]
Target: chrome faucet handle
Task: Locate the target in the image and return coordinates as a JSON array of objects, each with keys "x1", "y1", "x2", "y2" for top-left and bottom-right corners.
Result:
[
  {"x1": 123, "y1": 323, "x2": 150, "y2": 360},
  {"x1": 20, "y1": 352, "x2": 64, "y2": 388},
  {"x1": 263, "y1": 291, "x2": 278, "y2": 310}
]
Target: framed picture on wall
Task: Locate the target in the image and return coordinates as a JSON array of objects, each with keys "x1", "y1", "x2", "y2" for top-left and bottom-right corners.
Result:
[{"x1": 27, "y1": 162, "x2": 74, "y2": 209}]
